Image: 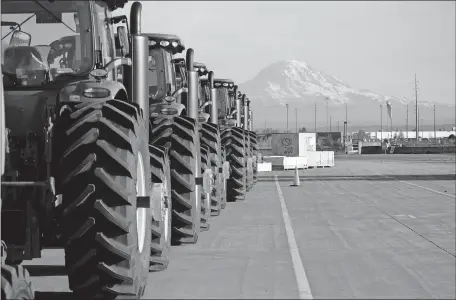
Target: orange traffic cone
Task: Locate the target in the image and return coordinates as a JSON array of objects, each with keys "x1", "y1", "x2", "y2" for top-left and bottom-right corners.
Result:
[{"x1": 290, "y1": 165, "x2": 300, "y2": 187}]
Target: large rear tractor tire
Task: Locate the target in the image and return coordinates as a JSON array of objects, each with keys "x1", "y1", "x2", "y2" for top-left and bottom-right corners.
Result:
[
  {"x1": 1, "y1": 265, "x2": 34, "y2": 299},
  {"x1": 200, "y1": 123, "x2": 222, "y2": 216},
  {"x1": 58, "y1": 99, "x2": 152, "y2": 299},
  {"x1": 221, "y1": 127, "x2": 246, "y2": 202},
  {"x1": 149, "y1": 116, "x2": 201, "y2": 245},
  {"x1": 200, "y1": 146, "x2": 210, "y2": 232},
  {"x1": 148, "y1": 145, "x2": 172, "y2": 272}
]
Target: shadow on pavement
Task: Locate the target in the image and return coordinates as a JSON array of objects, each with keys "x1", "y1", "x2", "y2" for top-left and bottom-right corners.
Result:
[
  {"x1": 35, "y1": 291, "x2": 75, "y2": 300},
  {"x1": 24, "y1": 265, "x2": 67, "y2": 276},
  {"x1": 258, "y1": 174, "x2": 456, "y2": 182}
]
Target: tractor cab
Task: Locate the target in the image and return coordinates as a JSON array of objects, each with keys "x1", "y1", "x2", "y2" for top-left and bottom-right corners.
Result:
[
  {"x1": 213, "y1": 78, "x2": 236, "y2": 127},
  {"x1": 172, "y1": 57, "x2": 186, "y2": 89},
  {"x1": 193, "y1": 62, "x2": 211, "y2": 123},
  {"x1": 145, "y1": 33, "x2": 187, "y2": 118}
]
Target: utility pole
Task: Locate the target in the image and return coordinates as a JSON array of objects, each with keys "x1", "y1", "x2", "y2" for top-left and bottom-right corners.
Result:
[
  {"x1": 330, "y1": 115, "x2": 332, "y2": 134},
  {"x1": 345, "y1": 103, "x2": 348, "y2": 142},
  {"x1": 414, "y1": 74, "x2": 419, "y2": 140},
  {"x1": 421, "y1": 118, "x2": 423, "y2": 137},
  {"x1": 286, "y1": 103, "x2": 289, "y2": 132},
  {"x1": 295, "y1": 107, "x2": 298, "y2": 133},
  {"x1": 406, "y1": 104, "x2": 408, "y2": 139},
  {"x1": 380, "y1": 104, "x2": 383, "y2": 141},
  {"x1": 314, "y1": 103, "x2": 317, "y2": 133},
  {"x1": 326, "y1": 98, "x2": 329, "y2": 134},
  {"x1": 338, "y1": 120, "x2": 340, "y2": 133},
  {"x1": 433, "y1": 102, "x2": 436, "y2": 140}
]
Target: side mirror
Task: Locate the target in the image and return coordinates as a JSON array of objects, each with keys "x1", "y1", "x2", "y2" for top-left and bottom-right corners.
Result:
[
  {"x1": 117, "y1": 26, "x2": 129, "y2": 57},
  {"x1": 9, "y1": 30, "x2": 31, "y2": 47}
]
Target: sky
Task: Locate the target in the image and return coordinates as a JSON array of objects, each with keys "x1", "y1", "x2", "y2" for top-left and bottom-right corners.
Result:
[{"x1": 115, "y1": 0, "x2": 455, "y2": 105}]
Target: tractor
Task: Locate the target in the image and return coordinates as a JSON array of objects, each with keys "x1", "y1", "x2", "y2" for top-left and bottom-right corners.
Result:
[
  {"x1": 193, "y1": 62, "x2": 225, "y2": 220},
  {"x1": 240, "y1": 96, "x2": 256, "y2": 190},
  {"x1": 1, "y1": 1, "x2": 164, "y2": 298},
  {"x1": 247, "y1": 107, "x2": 258, "y2": 185},
  {"x1": 213, "y1": 80, "x2": 249, "y2": 202},
  {"x1": 145, "y1": 34, "x2": 209, "y2": 268}
]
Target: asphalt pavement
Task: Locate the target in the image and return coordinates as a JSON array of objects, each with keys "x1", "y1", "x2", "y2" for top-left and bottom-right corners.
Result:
[{"x1": 24, "y1": 154, "x2": 456, "y2": 299}]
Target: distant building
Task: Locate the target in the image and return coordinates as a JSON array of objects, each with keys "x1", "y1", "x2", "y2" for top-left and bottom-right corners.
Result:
[{"x1": 366, "y1": 130, "x2": 456, "y2": 140}]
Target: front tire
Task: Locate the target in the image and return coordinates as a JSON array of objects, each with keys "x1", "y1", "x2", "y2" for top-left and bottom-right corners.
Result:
[
  {"x1": 200, "y1": 123, "x2": 222, "y2": 216},
  {"x1": 58, "y1": 99, "x2": 152, "y2": 299},
  {"x1": 149, "y1": 145, "x2": 172, "y2": 271},
  {"x1": 200, "y1": 145, "x2": 210, "y2": 232},
  {"x1": 221, "y1": 127, "x2": 246, "y2": 202},
  {"x1": 249, "y1": 131, "x2": 258, "y2": 185},
  {"x1": 149, "y1": 116, "x2": 201, "y2": 245}
]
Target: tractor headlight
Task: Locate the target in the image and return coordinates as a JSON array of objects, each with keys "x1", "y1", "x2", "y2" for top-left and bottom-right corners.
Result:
[
  {"x1": 223, "y1": 83, "x2": 228, "y2": 87},
  {"x1": 160, "y1": 107, "x2": 178, "y2": 115},
  {"x1": 171, "y1": 41, "x2": 178, "y2": 47},
  {"x1": 160, "y1": 40, "x2": 170, "y2": 47},
  {"x1": 148, "y1": 40, "x2": 157, "y2": 46},
  {"x1": 83, "y1": 87, "x2": 111, "y2": 98}
]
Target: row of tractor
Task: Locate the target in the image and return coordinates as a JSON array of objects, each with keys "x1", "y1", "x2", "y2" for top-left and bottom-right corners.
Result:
[{"x1": 0, "y1": 0, "x2": 258, "y2": 299}]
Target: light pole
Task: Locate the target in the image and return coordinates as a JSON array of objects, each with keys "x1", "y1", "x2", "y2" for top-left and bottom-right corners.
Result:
[
  {"x1": 380, "y1": 104, "x2": 383, "y2": 142},
  {"x1": 295, "y1": 107, "x2": 298, "y2": 133},
  {"x1": 421, "y1": 117, "x2": 423, "y2": 138},
  {"x1": 326, "y1": 97, "x2": 329, "y2": 134},
  {"x1": 345, "y1": 103, "x2": 348, "y2": 142},
  {"x1": 415, "y1": 74, "x2": 419, "y2": 140},
  {"x1": 433, "y1": 103, "x2": 436, "y2": 140},
  {"x1": 314, "y1": 102, "x2": 317, "y2": 133},
  {"x1": 406, "y1": 104, "x2": 408, "y2": 139},
  {"x1": 286, "y1": 103, "x2": 289, "y2": 132},
  {"x1": 329, "y1": 115, "x2": 332, "y2": 135}
]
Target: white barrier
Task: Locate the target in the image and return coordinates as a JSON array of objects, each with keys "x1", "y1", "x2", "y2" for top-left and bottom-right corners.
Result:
[
  {"x1": 306, "y1": 151, "x2": 319, "y2": 167},
  {"x1": 306, "y1": 151, "x2": 335, "y2": 168},
  {"x1": 283, "y1": 156, "x2": 308, "y2": 170},
  {"x1": 257, "y1": 162, "x2": 272, "y2": 172}
]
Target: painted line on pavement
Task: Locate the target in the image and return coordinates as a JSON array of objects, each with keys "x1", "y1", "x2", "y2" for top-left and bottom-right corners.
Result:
[
  {"x1": 397, "y1": 179, "x2": 456, "y2": 199},
  {"x1": 369, "y1": 170, "x2": 456, "y2": 199},
  {"x1": 274, "y1": 175, "x2": 313, "y2": 299}
]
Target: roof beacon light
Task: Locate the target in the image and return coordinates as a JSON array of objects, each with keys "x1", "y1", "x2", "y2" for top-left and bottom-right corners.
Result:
[
  {"x1": 223, "y1": 83, "x2": 228, "y2": 87},
  {"x1": 171, "y1": 41, "x2": 178, "y2": 47},
  {"x1": 148, "y1": 40, "x2": 157, "y2": 46}
]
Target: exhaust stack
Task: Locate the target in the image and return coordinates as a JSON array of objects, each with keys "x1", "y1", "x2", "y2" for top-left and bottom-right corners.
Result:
[
  {"x1": 186, "y1": 49, "x2": 199, "y2": 120},
  {"x1": 209, "y1": 72, "x2": 218, "y2": 125}
]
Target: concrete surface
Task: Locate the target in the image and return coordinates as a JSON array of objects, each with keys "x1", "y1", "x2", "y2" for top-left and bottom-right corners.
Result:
[{"x1": 22, "y1": 154, "x2": 455, "y2": 299}]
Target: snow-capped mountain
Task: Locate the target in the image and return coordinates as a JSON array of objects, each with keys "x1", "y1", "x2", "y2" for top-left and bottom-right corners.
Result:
[{"x1": 238, "y1": 60, "x2": 454, "y2": 130}]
